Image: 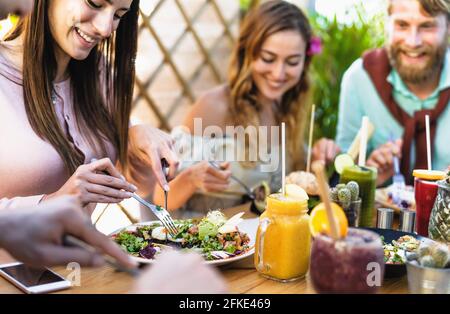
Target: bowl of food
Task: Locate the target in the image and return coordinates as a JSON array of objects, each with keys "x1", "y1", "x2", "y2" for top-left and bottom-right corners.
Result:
[
  {"x1": 362, "y1": 228, "x2": 425, "y2": 278},
  {"x1": 406, "y1": 242, "x2": 450, "y2": 293}
]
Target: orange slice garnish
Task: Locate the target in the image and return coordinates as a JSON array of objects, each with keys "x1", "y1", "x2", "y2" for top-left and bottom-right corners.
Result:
[
  {"x1": 309, "y1": 202, "x2": 348, "y2": 238},
  {"x1": 412, "y1": 169, "x2": 446, "y2": 181}
]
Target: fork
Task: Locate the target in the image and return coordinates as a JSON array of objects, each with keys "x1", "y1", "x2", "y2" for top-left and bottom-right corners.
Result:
[
  {"x1": 392, "y1": 156, "x2": 406, "y2": 205},
  {"x1": 91, "y1": 159, "x2": 178, "y2": 237},
  {"x1": 132, "y1": 193, "x2": 179, "y2": 237},
  {"x1": 390, "y1": 136, "x2": 406, "y2": 206},
  {"x1": 208, "y1": 161, "x2": 254, "y2": 199}
]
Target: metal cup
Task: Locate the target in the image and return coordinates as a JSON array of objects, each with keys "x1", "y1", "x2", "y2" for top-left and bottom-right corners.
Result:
[
  {"x1": 377, "y1": 208, "x2": 394, "y2": 229},
  {"x1": 407, "y1": 261, "x2": 450, "y2": 293},
  {"x1": 399, "y1": 209, "x2": 416, "y2": 233}
]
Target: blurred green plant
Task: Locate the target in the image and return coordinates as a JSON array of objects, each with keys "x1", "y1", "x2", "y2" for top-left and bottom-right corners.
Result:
[
  {"x1": 239, "y1": 0, "x2": 255, "y2": 11},
  {"x1": 309, "y1": 6, "x2": 385, "y2": 140}
]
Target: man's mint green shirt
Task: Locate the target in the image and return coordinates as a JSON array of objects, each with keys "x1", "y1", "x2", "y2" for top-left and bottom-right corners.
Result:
[{"x1": 336, "y1": 49, "x2": 450, "y2": 173}]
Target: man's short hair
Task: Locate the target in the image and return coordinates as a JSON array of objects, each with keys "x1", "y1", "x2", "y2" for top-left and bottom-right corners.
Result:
[{"x1": 388, "y1": 0, "x2": 450, "y2": 20}]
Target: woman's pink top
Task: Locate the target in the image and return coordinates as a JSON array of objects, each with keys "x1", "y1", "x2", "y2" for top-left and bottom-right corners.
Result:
[{"x1": 0, "y1": 44, "x2": 116, "y2": 209}]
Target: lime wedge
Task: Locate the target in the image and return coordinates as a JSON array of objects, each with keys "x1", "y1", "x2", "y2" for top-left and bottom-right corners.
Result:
[{"x1": 334, "y1": 154, "x2": 355, "y2": 174}]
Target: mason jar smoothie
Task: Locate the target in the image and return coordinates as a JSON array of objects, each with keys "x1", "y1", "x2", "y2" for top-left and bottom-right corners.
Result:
[{"x1": 254, "y1": 186, "x2": 311, "y2": 282}]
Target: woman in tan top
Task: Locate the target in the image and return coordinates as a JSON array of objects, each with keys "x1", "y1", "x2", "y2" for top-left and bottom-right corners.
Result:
[
  {"x1": 0, "y1": 0, "x2": 178, "y2": 212},
  {"x1": 152, "y1": 1, "x2": 339, "y2": 215}
]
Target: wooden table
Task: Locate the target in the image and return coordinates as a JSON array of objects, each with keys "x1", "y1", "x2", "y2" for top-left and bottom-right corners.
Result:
[{"x1": 0, "y1": 204, "x2": 409, "y2": 294}]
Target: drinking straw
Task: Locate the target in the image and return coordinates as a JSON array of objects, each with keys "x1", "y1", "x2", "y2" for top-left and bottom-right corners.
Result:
[
  {"x1": 306, "y1": 104, "x2": 316, "y2": 173},
  {"x1": 282, "y1": 122, "x2": 286, "y2": 196},
  {"x1": 425, "y1": 115, "x2": 432, "y2": 171},
  {"x1": 358, "y1": 116, "x2": 369, "y2": 167},
  {"x1": 347, "y1": 120, "x2": 375, "y2": 161},
  {"x1": 312, "y1": 161, "x2": 340, "y2": 240}
]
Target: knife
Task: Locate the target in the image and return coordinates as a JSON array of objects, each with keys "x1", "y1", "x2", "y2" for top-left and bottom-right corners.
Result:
[
  {"x1": 161, "y1": 158, "x2": 170, "y2": 212},
  {"x1": 63, "y1": 235, "x2": 140, "y2": 277}
]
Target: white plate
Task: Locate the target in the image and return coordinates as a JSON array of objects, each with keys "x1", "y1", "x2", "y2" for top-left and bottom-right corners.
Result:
[{"x1": 110, "y1": 218, "x2": 259, "y2": 267}]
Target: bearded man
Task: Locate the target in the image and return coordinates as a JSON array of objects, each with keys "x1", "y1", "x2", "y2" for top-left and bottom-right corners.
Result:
[{"x1": 335, "y1": 0, "x2": 449, "y2": 186}]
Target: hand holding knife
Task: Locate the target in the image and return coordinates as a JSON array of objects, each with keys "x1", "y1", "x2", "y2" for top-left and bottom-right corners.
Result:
[{"x1": 63, "y1": 235, "x2": 140, "y2": 277}]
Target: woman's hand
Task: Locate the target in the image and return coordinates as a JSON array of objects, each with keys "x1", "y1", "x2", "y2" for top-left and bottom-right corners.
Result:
[
  {"x1": 128, "y1": 125, "x2": 179, "y2": 192},
  {"x1": 43, "y1": 158, "x2": 136, "y2": 207},
  {"x1": 312, "y1": 138, "x2": 341, "y2": 165},
  {"x1": 366, "y1": 139, "x2": 403, "y2": 186},
  {"x1": 188, "y1": 161, "x2": 231, "y2": 193}
]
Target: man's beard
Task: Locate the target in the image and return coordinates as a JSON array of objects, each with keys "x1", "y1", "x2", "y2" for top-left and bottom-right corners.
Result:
[{"x1": 387, "y1": 41, "x2": 447, "y2": 85}]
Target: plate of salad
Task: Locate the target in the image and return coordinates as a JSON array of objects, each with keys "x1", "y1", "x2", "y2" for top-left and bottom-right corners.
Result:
[{"x1": 110, "y1": 210, "x2": 257, "y2": 266}]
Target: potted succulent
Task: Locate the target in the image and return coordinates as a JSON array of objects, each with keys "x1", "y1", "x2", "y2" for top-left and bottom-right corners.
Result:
[{"x1": 329, "y1": 181, "x2": 361, "y2": 227}]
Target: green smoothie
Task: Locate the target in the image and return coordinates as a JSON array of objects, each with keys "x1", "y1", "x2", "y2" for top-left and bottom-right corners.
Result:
[{"x1": 340, "y1": 165, "x2": 377, "y2": 227}]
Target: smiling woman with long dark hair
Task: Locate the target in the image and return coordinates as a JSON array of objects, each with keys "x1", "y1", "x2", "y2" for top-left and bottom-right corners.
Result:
[{"x1": 0, "y1": 0, "x2": 178, "y2": 211}]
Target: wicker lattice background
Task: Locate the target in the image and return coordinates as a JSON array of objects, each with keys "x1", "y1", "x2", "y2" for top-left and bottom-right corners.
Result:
[{"x1": 132, "y1": 0, "x2": 242, "y2": 130}]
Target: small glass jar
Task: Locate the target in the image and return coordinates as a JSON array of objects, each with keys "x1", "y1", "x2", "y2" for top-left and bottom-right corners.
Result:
[
  {"x1": 336, "y1": 198, "x2": 362, "y2": 227},
  {"x1": 254, "y1": 193, "x2": 311, "y2": 282},
  {"x1": 428, "y1": 180, "x2": 450, "y2": 243}
]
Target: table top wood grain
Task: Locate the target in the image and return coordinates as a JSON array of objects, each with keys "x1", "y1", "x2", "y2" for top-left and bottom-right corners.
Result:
[{"x1": 0, "y1": 204, "x2": 409, "y2": 294}]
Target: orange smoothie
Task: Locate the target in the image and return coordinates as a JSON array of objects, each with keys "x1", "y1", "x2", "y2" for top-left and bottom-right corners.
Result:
[{"x1": 254, "y1": 193, "x2": 311, "y2": 281}]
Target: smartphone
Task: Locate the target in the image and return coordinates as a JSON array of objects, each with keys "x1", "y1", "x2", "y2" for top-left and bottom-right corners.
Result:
[{"x1": 0, "y1": 262, "x2": 71, "y2": 294}]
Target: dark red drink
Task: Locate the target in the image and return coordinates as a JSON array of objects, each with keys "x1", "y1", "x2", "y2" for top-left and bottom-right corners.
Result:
[{"x1": 414, "y1": 178, "x2": 438, "y2": 236}]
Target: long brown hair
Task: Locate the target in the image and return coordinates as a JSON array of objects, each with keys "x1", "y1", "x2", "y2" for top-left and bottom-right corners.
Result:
[
  {"x1": 228, "y1": 0, "x2": 313, "y2": 170},
  {"x1": 4, "y1": 0, "x2": 140, "y2": 175}
]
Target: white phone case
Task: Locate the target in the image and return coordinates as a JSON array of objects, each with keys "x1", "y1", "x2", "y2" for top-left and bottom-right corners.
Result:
[{"x1": 0, "y1": 262, "x2": 72, "y2": 294}]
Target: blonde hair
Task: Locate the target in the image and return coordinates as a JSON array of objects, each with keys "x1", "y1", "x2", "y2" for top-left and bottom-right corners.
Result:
[{"x1": 227, "y1": 0, "x2": 313, "y2": 170}]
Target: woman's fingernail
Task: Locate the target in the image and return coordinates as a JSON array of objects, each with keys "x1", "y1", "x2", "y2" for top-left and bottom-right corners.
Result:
[
  {"x1": 124, "y1": 192, "x2": 133, "y2": 198},
  {"x1": 130, "y1": 184, "x2": 138, "y2": 192},
  {"x1": 164, "y1": 184, "x2": 170, "y2": 192},
  {"x1": 120, "y1": 175, "x2": 126, "y2": 181}
]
